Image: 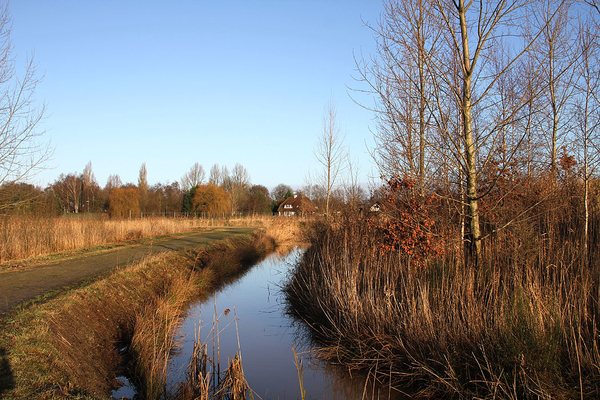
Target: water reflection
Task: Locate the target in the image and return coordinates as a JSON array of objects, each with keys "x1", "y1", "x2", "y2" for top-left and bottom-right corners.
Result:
[{"x1": 168, "y1": 249, "x2": 404, "y2": 399}]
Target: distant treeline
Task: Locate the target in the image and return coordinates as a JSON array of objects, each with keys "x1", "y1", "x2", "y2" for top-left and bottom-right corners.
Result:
[{"x1": 0, "y1": 161, "x2": 368, "y2": 218}]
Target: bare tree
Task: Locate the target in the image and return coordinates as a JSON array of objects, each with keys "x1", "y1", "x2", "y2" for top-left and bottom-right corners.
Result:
[
  {"x1": 343, "y1": 154, "x2": 365, "y2": 208},
  {"x1": 576, "y1": 19, "x2": 600, "y2": 269},
  {"x1": 220, "y1": 165, "x2": 231, "y2": 189},
  {"x1": 271, "y1": 183, "x2": 293, "y2": 203},
  {"x1": 428, "y1": 0, "x2": 568, "y2": 264},
  {"x1": 525, "y1": 0, "x2": 579, "y2": 176},
  {"x1": 358, "y1": 0, "x2": 440, "y2": 192},
  {"x1": 180, "y1": 162, "x2": 206, "y2": 191},
  {"x1": 361, "y1": 0, "x2": 569, "y2": 265},
  {"x1": 105, "y1": 174, "x2": 122, "y2": 193},
  {"x1": 208, "y1": 164, "x2": 221, "y2": 186},
  {"x1": 585, "y1": 0, "x2": 600, "y2": 15},
  {"x1": 209, "y1": 163, "x2": 231, "y2": 188},
  {"x1": 314, "y1": 98, "x2": 346, "y2": 217},
  {"x1": 0, "y1": 3, "x2": 51, "y2": 187},
  {"x1": 229, "y1": 163, "x2": 250, "y2": 213},
  {"x1": 82, "y1": 161, "x2": 99, "y2": 213},
  {"x1": 52, "y1": 173, "x2": 83, "y2": 213}
]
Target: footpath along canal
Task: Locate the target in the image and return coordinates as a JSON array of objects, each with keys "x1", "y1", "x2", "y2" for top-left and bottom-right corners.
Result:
[
  {"x1": 160, "y1": 249, "x2": 406, "y2": 400},
  {"x1": 0, "y1": 227, "x2": 254, "y2": 314}
]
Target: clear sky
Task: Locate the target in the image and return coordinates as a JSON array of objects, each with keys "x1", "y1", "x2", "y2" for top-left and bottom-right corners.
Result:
[{"x1": 9, "y1": 1, "x2": 383, "y2": 191}]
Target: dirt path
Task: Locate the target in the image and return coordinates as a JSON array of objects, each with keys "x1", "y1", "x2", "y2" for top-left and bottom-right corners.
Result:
[{"x1": 0, "y1": 227, "x2": 254, "y2": 315}]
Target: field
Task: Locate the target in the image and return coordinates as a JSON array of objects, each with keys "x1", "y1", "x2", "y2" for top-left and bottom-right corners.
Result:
[{"x1": 0, "y1": 214, "x2": 303, "y2": 264}]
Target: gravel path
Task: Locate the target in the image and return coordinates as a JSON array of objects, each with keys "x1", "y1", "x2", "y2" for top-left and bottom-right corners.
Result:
[{"x1": 0, "y1": 227, "x2": 254, "y2": 314}]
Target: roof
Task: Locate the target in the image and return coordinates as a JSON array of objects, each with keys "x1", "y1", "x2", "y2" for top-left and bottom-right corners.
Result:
[{"x1": 276, "y1": 196, "x2": 315, "y2": 214}]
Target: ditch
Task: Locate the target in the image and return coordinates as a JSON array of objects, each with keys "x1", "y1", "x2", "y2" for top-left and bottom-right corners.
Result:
[{"x1": 157, "y1": 248, "x2": 404, "y2": 400}]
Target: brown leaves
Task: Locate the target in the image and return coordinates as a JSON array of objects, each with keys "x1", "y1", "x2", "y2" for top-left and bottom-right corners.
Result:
[{"x1": 368, "y1": 176, "x2": 445, "y2": 266}]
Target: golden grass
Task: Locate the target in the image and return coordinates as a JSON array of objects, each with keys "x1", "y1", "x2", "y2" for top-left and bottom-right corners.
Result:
[
  {"x1": 0, "y1": 214, "x2": 307, "y2": 264},
  {"x1": 0, "y1": 215, "x2": 202, "y2": 263},
  {"x1": 284, "y1": 213, "x2": 600, "y2": 399},
  {"x1": 0, "y1": 231, "x2": 279, "y2": 399}
]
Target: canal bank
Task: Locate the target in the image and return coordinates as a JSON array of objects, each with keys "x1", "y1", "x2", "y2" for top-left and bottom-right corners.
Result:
[
  {"x1": 167, "y1": 248, "x2": 404, "y2": 400},
  {"x1": 0, "y1": 230, "x2": 285, "y2": 399}
]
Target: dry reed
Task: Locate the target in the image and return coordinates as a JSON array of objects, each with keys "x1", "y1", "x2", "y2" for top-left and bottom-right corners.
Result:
[
  {"x1": 173, "y1": 304, "x2": 257, "y2": 400},
  {"x1": 285, "y1": 212, "x2": 600, "y2": 399},
  {"x1": 0, "y1": 214, "x2": 307, "y2": 264}
]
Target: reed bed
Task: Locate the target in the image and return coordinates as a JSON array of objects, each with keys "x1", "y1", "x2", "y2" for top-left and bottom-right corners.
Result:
[
  {"x1": 0, "y1": 214, "x2": 305, "y2": 264},
  {"x1": 175, "y1": 306, "x2": 254, "y2": 400},
  {"x1": 285, "y1": 213, "x2": 600, "y2": 399},
  {"x1": 229, "y1": 215, "x2": 310, "y2": 249}
]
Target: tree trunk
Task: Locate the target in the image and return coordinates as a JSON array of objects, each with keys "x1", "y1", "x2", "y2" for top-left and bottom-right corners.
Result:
[{"x1": 459, "y1": 0, "x2": 481, "y2": 265}]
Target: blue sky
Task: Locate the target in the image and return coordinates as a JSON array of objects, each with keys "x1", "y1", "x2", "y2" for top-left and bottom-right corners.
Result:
[{"x1": 10, "y1": 1, "x2": 383, "y2": 191}]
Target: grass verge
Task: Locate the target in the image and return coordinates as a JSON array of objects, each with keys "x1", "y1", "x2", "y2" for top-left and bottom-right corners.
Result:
[{"x1": 0, "y1": 231, "x2": 279, "y2": 399}]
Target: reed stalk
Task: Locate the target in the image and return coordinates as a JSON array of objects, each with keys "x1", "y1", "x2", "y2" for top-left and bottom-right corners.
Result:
[{"x1": 292, "y1": 346, "x2": 306, "y2": 400}]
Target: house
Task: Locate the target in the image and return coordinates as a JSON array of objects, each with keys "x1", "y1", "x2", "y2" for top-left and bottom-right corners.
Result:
[{"x1": 277, "y1": 195, "x2": 316, "y2": 216}]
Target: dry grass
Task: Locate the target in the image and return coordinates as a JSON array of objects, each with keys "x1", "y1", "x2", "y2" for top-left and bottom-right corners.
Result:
[
  {"x1": 0, "y1": 230, "x2": 279, "y2": 399},
  {"x1": 285, "y1": 213, "x2": 600, "y2": 399},
  {"x1": 228, "y1": 215, "x2": 310, "y2": 248},
  {"x1": 0, "y1": 215, "x2": 308, "y2": 264},
  {"x1": 0, "y1": 215, "x2": 200, "y2": 263}
]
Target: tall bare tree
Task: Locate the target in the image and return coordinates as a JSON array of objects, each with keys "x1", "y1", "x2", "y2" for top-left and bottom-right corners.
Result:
[
  {"x1": 105, "y1": 174, "x2": 122, "y2": 193},
  {"x1": 358, "y1": 0, "x2": 439, "y2": 192},
  {"x1": 229, "y1": 163, "x2": 250, "y2": 213},
  {"x1": 431, "y1": 0, "x2": 568, "y2": 264},
  {"x1": 82, "y1": 161, "x2": 99, "y2": 213},
  {"x1": 314, "y1": 98, "x2": 346, "y2": 217},
  {"x1": 180, "y1": 162, "x2": 206, "y2": 191},
  {"x1": 526, "y1": 0, "x2": 579, "y2": 177},
  {"x1": 52, "y1": 173, "x2": 83, "y2": 213},
  {"x1": 138, "y1": 163, "x2": 148, "y2": 212},
  {"x1": 361, "y1": 0, "x2": 568, "y2": 265},
  {"x1": 342, "y1": 154, "x2": 365, "y2": 208},
  {"x1": 576, "y1": 19, "x2": 600, "y2": 269},
  {"x1": 208, "y1": 164, "x2": 222, "y2": 186}
]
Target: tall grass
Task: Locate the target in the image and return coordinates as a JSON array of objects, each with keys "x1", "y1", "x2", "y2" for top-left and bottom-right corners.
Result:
[
  {"x1": 0, "y1": 214, "x2": 307, "y2": 264},
  {"x1": 0, "y1": 231, "x2": 279, "y2": 399},
  {"x1": 175, "y1": 306, "x2": 254, "y2": 400},
  {"x1": 0, "y1": 215, "x2": 202, "y2": 262},
  {"x1": 285, "y1": 212, "x2": 600, "y2": 399}
]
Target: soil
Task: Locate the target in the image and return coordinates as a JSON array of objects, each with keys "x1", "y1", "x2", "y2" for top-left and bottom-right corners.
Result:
[{"x1": 0, "y1": 227, "x2": 254, "y2": 315}]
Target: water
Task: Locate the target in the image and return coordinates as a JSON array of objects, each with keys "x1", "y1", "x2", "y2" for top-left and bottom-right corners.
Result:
[
  {"x1": 111, "y1": 376, "x2": 137, "y2": 399},
  {"x1": 167, "y1": 248, "x2": 404, "y2": 399}
]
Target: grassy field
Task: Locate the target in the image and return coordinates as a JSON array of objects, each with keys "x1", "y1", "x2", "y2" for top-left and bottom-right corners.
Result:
[{"x1": 0, "y1": 214, "x2": 304, "y2": 264}]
